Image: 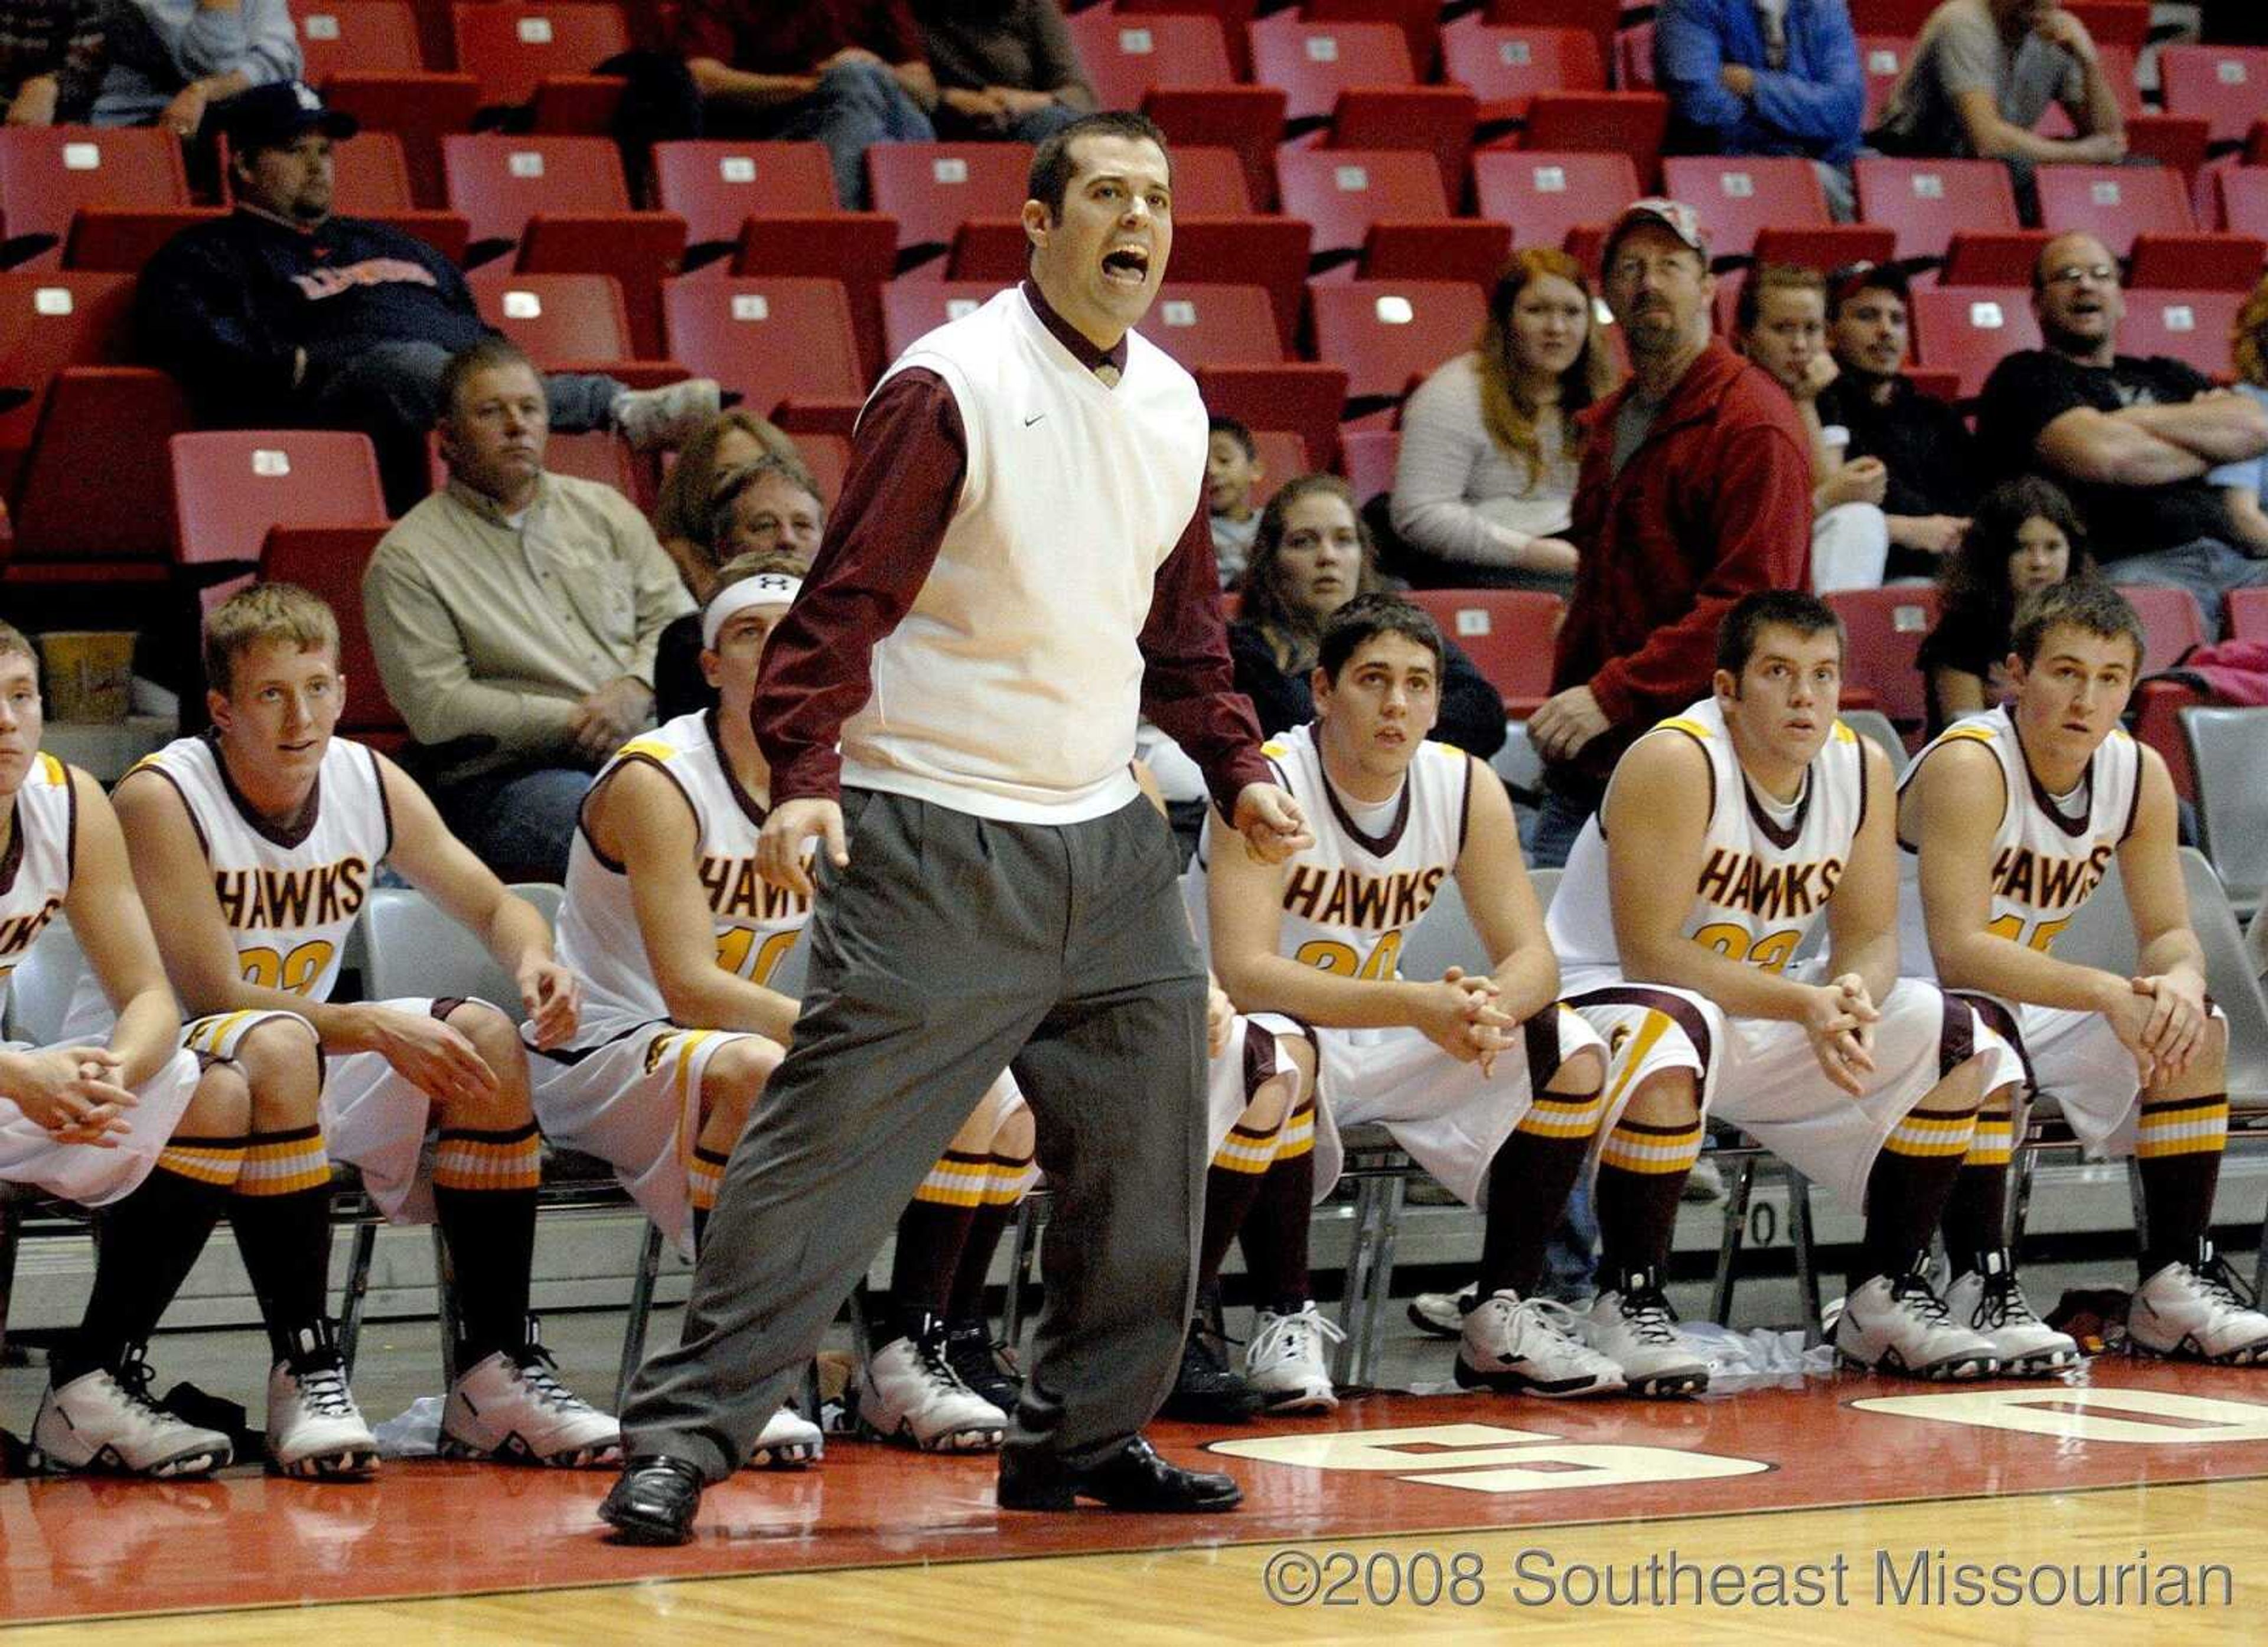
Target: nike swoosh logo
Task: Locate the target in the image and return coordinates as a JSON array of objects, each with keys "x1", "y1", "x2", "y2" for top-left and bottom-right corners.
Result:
[{"x1": 1024, "y1": 413, "x2": 1044, "y2": 426}]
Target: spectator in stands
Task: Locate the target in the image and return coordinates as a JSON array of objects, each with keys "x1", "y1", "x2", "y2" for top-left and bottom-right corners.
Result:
[
  {"x1": 654, "y1": 458, "x2": 824, "y2": 720},
  {"x1": 1875, "y1": 0, "x2": 2125, "y2": 219},
  {"x1": 1206, "y1": 416, "x2": 1263, "y2": 586},
  {"x1": 1232, "y1": 474, "x2": 1506, "y2": 761},
  {"x1": 2211, "y1": 275, "x2": 2268, "y2": 557},
  {"x1": 136, "y1": 83, "x2": 720, "y2": 513},
  {"x1": 1390, "y1": 249, "x2": 1614, "y2": 599},
  {"x1": 1527, "y1": 198, "x2": 1813, "y2": 867},
  {"x1": 1733, "y1": 263, "x2": 1891, "y2": 593},
  {"x1": 1818, "y1": 263, "x2": 1977, "y2": 582},
  {"x1": 93, "y1": 0, "x2": 297, "y2": 132},
  {"x1": 1654, "y1": 0, "x2": 1866, "y2": 219},
  {"x1": 913, "y1": 0, "x2": 1093, "y2": 144},
  {"x1": 363, "y1": 338, "x2": 694, "y2": 882},
  {"x1": 1976, "y1": 232, "x2": 2268, "y2": 631},
  {"x1": 1917, "y1": 474, "x2": 2093, "y2": 734},
  {"x1": 675, "y1": 0, "x2": 936, "y2": 210},
  {"x1": 651, "y1": 409, "x2": 802, "y2": 598},
  {"x1": 0, "y1": 0, "x2": 105, "y2": 125}
]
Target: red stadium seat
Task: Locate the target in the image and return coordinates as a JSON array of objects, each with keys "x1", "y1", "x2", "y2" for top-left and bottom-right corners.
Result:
[
  {"x1": 5, "y1": 368, "x2": 187, "y2": 576},
  {"x1": 1069, "y1": 9, "x2": 1234, "y2": 110},
  {"x1": 2227, "y1": 588, "x2": 2268, "y2": 642},
  {"x1": 1518, "y1": 92, "x2": 1669, "y2": 192},
  {"x1": 1614, "y1": 21, "x2": 1656, "y2": 93},
  {"x1": 1338, "y1": 426, "x2": 1398, "y2": 505},
  {"x1": 451, "y1": 2, "x2": 630, "y2": 110},
  {"x1": 1910, "y1": 285, "x2": 2040, "y2": 400},
  {"x1": 2065, "y1": 1, "x2": 2150, "y2": 53},
  {"x1": 663, "y1": 277, "x2": 865, "y2": 424},
  {"x1": 881, "y1": 281, "x2": 1000, "y2": 364},
  {"x1": 1308, "y1": 279, "x2": 1489, "y2": 428},
  {"x1": 2161, "y1": 45, "x2": 2268, "y2": 148},
  {"x1": 1143, "y1": 85, "x2": 1286, "y2": 211},
  {"x1": 60, "y1": 206, "x2": 224, "y2": 272},
  {"x1": 1169, "y1": 146, "x2": 1253, "y2": 216},
  {"x1": 259, "y1": 524, "x2": 403, "y2": 743},
  {"x1": 1247, "y1": 17, "x2": 1413, "y2": 133},
  {"x1": 794, "y1": 433, "x2": 850, "y2": 507},
  {"x1": 326, "y1": 129, "x2": 416, "y2": 212},
  {"x1": 1361, "y1": 218, "x2": 1513, "y2": 288},
  {"x1": 2034, "y1": 163, "x2": 2194, "y2": 260},
  {"x1": 0, "y1": 270, "x2": 135, "y2": 471},
  {"x1": 1855, "y1": 155, "x2": 2020, "y2": 262},
  {"x1": 1117, "y1": 0, "x2": 1262, "y2": 79},
  {"x1": 865, "y1": 143, "x2": 1033, "y2": 269},
  {"x1": 1405, "y1": 589, "x2": 1563, "y2": 699},
  {"x1": 1846, "y1": 0, "x2": 1939, "y2": 31},
  {"x1": 1327, "y1": 86, "x2": 1479, "y2": 204},
  {"x1": 1248, "y1": 430, "x2": 1311, "y2": 504},
  {"x1": 731, "y1": 213, "x2": 899, "y2": 383},
  {"x1": 322, "y1": 72, "x2": 483, "y2": 207},
  {"x1": 1138, "y1": 283, "x2": 1285, "y2": 370},
  {"x1": 1441, "y1": 24, "x2": 1606, "y2": 131},
  {"x1": 651, "y1": 141, "x2": 841, "y2": 248},
  {"x1": 170, "y1": 431, "x2": 387, "y2": 568},
  {"x1": 1480, "y1": 0, "x2": 1620, "y2": 82},
  {"x1": 1939, "y1": 228, "x2": 2052, "y2": 286},
  {"x1": 1303, "y1": 0, "x2": 1447, "y2": 79},
  {"x1": 470, "y1": 270, "x2": 635, "y2": 367},
  {"x1": 1471, "y1": 149, "x2": 1638, "y2": 258},
  {"x1": 0, "y1": 128, "x2": 188, "y2": 270},
  {"x1": 2118, "y1": 289, "x2": 2244, "y2": 379},
  {"x1": 1158, "y1": 215, "x2": 1311, "y2": 354},
  {"x1": 2220, "y1": 168, "x2": 2268, "y2": 240},
  {"x1": 1276, "y1": 148, "x2": 1449, "y2": 272},
  {"x1": 2126, "y1": 233, "x2": 2267, "y2": 292},
  {"x1": 1857, "y1": 34, "x2": 1910, "y2": 129},
  {"x1": 1194, "y1": 362, "x2": 1351, "y2": 475},
  {"x1": 296, "y1": 0, "x2": 422, "y2": 79},
  {"x1": 1826, "y1": 586, "x2": 1940, "y2": 726},
  {"x1": 2113, "y1": 583, "x2": 2208, "y2": 676},
  {"x1": 1663, "y1": 155, "x2": 1828, "y2": 261}
]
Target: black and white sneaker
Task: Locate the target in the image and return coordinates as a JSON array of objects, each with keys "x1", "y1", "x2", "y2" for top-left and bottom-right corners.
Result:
[{"x1": 267, "y1": 1320, "x2": 379, "y2": 1478}]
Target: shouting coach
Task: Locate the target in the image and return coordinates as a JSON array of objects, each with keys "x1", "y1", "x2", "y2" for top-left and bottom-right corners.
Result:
[{"x1": 600, "y1": 110, "x2": 1310, "y2": 1544}]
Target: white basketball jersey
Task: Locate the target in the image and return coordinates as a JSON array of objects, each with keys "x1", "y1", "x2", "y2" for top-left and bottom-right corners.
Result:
[
  {"x1": 555, "y1": 710, "x2": 811, "y2": 1042},
  {"x1": 1896, "y1": 705, "x2": 2139, "y2": 976},
  {"x1": 1552, "y1": 696, "x2": 1869, "y2": 977},
  {"x1": 1194, "y1": 720, "x2": 1469, "y2": 981},
  {"x1": 0, "y1": 753, "x2": 76, "y2": 1016},
  {"x1": 61, "y1": 735, "x2": 389, "y2": 1040}
]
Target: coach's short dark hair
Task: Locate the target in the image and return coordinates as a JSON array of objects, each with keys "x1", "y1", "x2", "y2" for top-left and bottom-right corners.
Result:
[
  {"x1": 1028, "y1": 110, "x2": 1169, "y2": 219},
  {"x1": 1318, "y1": 593, "x2": 1446, "y2": 684},
  {"x1": 436, "y1": 336, "x2": 540, "y2": 425},
  {"x1": 1716, "y1": 590, "x2": 1845, "y2": 675},
  {"x1": 2010, "y1": 578, "x2": 2146, "y2": 670}
]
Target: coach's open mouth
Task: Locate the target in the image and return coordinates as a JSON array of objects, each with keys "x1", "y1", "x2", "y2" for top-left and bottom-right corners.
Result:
[{"x1": 1102, "y1": 245, "x2": 1150, "y2": 285}]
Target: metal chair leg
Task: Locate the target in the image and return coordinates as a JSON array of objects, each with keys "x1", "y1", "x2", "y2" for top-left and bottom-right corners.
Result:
[
  {"x1": 1002, "y1": 1196, "x2": 1046, "y2": 1352},
  {"x1": 0, "y1": 1195, "x2": 22, "y2": 1368},
  {"x1": 2009, "y1": 1142, "x2": 2040, "y2": 1251},
  {"x1": 614, "y1": 1222, "x2": 666, "y2": 1413},
  {"x1": 846, "y1": 1279, "x2": 876, "y2": 1365},
  {"x1": 1709, "y1": 1154, "x2": 1758, "y2": 1326},
  {"x1": 2126, "y1": 1156, "x2": 2152, "y2": 1261},
  {"x1": 432, "y1": 1225, "x2": 461, "y2": 1390},
  {"x1": 338, "y1": 1209, "x2": 378, "y2": 1379},
  {"x1": 1355, "y1": 1177, "x2": 1407, "y2": 1388},
  {"x1": 1334, "y1": 1178, "x2": 1382, "y2": 1385},
  {"x1": 1788, "y1": 1166, "x2": 1823, "y2": 1346}
]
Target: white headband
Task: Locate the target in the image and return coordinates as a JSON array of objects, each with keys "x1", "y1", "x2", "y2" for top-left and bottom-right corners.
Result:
[{"x1": 702, "y1": 573, "x2": 803, "y2": 650}]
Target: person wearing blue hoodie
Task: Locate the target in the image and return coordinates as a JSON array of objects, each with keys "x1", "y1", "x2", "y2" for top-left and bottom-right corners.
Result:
[{"x1": 1654, "y1": 0, "x2": 1866, "y2": 220}]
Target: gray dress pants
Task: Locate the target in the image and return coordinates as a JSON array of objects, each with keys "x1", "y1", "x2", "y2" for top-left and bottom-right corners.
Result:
[{"x1": 620, "y1": 787, "x2": 1211, "y2": 1481}]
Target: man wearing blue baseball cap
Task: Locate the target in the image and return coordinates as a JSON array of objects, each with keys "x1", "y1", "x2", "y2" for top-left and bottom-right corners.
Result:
[{"x1": 135, "y1": 81, "x2": 720, "y2": 511}]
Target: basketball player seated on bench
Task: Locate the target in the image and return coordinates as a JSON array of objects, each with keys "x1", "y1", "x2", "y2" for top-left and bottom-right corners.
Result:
[
  {"x1": 1898, "y1": 578, "x2": 2268, "y2": 1369},
  {"x1": 533, "y1": 558, "x2": 1034, "y2": 1459},
  {"x1": 1203, "y1": 593, "x2": 1625, "y2": 1401},
  {"x1": 1550, "y1": 591, "x2": 2001, "y2": 1390},
  {"x1": 77, "y1": 582, "x2": 621, "y2": 1467},
  {"x1": 0, "y1": 621, "x2": 327, "y2": 1479}
]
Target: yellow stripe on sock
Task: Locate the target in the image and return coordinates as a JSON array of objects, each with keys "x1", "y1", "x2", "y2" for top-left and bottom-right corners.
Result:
[
  {"x1": 1598, "y1": 1122, "x2": 1703, "y2": 1176},
  {"x1": 983, "y1": 1153, "x2": 1038, "y2": 1205},
  {"x1": 2137, "y1": 1098, "x2": 2230, "y2": 1160},
  {"x1": 432, "y1": 1125, "x2": 542, "y2": 1192},
  {"x1": 157, "y1": 1141, "x2": 244, "y2": 1188},
  {"x1": 687, "y1": 1152, "x2": 725, "y2": 1213},
  {"x1": 237, "y1": 1131, "x2": 331, "y2": 1196},
  {"x1": 1886, "y1": 1109, "x2": 1980, "y2": 1159},
  {"x1": 1211, "y1": 1123, "x2": 1277, "y2": 1175},
  {"x1": 915, "y1": 1153, "x2": 991, "y2": 1208},
  {"x1": 1275, "y1": 1104, "x2": 1315, "y2": 1162},
  {"x1": 1518, "y1": 1088, "x2": 1607, "y2": 1140},
  {"x1": 1965, "y1": 1114, "x2": 2015, "y2": 1167}
]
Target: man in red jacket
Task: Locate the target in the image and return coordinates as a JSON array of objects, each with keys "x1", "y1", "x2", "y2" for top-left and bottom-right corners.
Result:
[{"x1": 1527, "y1": 198, "x2": 1815, "y2": 867}]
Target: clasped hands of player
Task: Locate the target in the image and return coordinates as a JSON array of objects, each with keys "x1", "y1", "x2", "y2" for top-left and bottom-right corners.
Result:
[
  {"x1": 2107, "y1": 967, "x2": 2212, "y2": 1086},
  {"x1": 2, "y1": 1044, "x2": 137, "y2": 1147},
  {"x1": 358, "y1": 957, "x2": 579, "y2": 1107},
  {"x1": 753, "y1": 784, "x2": 1317, "y2": 898},
  {"x1": 1804, "y1": 973, "x2": 1881, "y2": 1097}
]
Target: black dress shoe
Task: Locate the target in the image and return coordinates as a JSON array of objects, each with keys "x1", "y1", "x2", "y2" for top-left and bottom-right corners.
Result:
[
  {"x1": 997, "y1": 1434, "x2": 1244, "y2": 1513},
  {"x1": 598, "y1": 1454, "x2": 706, "y2": 1545}
]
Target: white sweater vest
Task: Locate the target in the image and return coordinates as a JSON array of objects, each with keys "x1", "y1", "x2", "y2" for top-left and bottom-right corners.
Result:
[{"x1": 842, "y1": 286, "x2": 1209, "y2": 823}]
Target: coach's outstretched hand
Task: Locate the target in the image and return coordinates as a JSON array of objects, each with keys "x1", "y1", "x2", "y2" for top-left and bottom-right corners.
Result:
[
  {"x1": 1232, "y1": 783, "x2": 1312, "y2": 864},
  {"x1": 758, "y1": 798, "x2": 848, "y2": 898}
]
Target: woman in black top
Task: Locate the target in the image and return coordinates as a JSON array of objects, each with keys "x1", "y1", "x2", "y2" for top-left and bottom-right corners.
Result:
[
  {"x1": 1231, "y1": 473, "x2": 1506, "y2": 759},
  {"x1": 1918, "y1": 475, "x2": 2093, "y2": 736}
]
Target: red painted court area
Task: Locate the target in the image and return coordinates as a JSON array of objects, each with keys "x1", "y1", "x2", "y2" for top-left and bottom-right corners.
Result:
[{"x1": 8, "y1": 1357, "x2": 2268, "y2": 1625}]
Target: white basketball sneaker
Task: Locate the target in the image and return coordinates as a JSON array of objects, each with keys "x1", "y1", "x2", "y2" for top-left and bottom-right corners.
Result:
[
  {"x1": 1585, "y1": 1268, "x2": 1710, "y2": 1396},
  {"x1": 1244, "y1": 1302, "x2": 1344, "y2": 1414},
  {"x1": 2128, "y1": 1241, "x2": 2268, "y2": 1365},
  {"x1": 1944, "y1": 1250, "x2": 2081, "y2": 1377},
  {"x1": 1407, "y1": 1287, "x2": 1476, "y2": 1339},
  {"x1": 30, "y1": 1351, "x2": 233, "y2": 1478},
  {"x1": 1456, "y1": 1290, "x2": 1625, "y2": 1398},
  {"x1": 748, "y1": 1404, "x2": 824, "y2": 1469},
  {"x1": 267, "y1": 1321, "x2": 380, "y2": 1478},
  {"x1": 858, "y1": 1322, "x2": 1009, "y2": 1452},
  {"x1": 441, "y1": 1327, "x2": 621, "y2": 1467},
  {"x1": 1836, "y1": 1264, "x2": 2000, "y2": 1380}
]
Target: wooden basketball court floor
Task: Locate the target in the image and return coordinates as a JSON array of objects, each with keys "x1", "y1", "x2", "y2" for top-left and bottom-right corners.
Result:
[{"x1": 8, "y1": 1354, "x2": 2268, "y2": 1643}]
